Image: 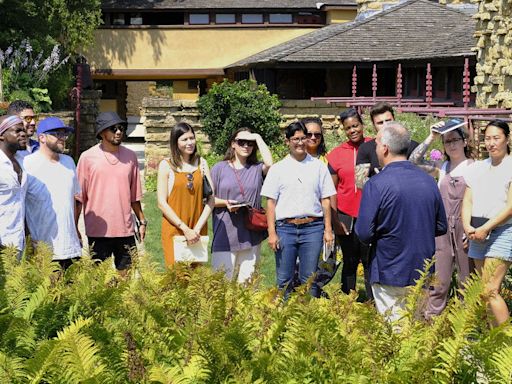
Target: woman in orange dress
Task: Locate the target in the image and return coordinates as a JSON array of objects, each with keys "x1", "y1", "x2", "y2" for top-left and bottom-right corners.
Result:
[{"x1": 157, "y1": 122, "x2": 214, "y2": 266}]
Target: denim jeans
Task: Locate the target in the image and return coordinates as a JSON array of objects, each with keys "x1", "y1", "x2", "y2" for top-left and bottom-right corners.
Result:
[{"x1": 275, "y1": 219, "x2": 324, "y2": 297}]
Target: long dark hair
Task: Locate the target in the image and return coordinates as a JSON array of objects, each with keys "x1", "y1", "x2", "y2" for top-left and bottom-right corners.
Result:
[
  {"x1": 485, "y1": 119, "x2": 511, "y2": 154},
  {"x1": 169, "y1": 122, "x2": 198, "y2": 170},
  {"x1": 223, "y1": 127, "x2": 258, "y2": 165},
  {"x1": 443, "y1": 127, "x2": 474, "y2": 161},
  {"x1": 302, "y1": 117, "x2": 326, "y2": 156}
]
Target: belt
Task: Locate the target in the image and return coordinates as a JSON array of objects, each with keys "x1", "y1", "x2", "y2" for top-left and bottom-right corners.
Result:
[{"x1": 282, "y1": 216, "x2": 322, "y2": 225}]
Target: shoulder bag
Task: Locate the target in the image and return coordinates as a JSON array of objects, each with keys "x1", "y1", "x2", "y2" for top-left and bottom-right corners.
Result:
[
  {"x1": 231, "y1": 164, "x2": 268, "y2": 232},
  {"x1": 200, "y1": 158, "x2": 213, "y2": 200}
]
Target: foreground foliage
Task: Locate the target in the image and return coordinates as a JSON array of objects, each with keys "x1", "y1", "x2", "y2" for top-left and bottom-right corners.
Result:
[{"x1": 0, "y1": 246, "x2": 511, "y2": 383}]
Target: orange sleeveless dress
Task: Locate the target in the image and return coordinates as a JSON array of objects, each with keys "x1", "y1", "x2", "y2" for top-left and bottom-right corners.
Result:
[{"x1": 161, "y1": 166, "x2": 207, "y2": 266}]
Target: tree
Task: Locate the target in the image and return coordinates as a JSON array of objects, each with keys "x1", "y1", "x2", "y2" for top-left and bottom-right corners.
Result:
[{"x1": 197, "y1": 80, "x2": 282, "y2": 154}]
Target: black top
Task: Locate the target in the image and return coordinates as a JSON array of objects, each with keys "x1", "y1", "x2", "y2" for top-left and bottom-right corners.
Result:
[{"x1": 355, "y1": 139, "x2": 419, "y2": 177}]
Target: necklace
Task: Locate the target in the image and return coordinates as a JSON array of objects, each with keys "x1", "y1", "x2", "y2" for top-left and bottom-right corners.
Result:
[{"x1": 101, "y1": 145, "x2": 120, "y2": 165}]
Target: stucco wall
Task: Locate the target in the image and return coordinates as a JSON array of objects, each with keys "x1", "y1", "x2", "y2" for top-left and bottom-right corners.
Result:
[
  {"x1": 86, "y1": 28, "x2": 317, "y2": 73},
  {"x1": 327, "y1": 9, "x2": 357, "y2": 23}
]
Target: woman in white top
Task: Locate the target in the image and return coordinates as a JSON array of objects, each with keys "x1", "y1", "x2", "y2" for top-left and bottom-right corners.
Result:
[
  {"x1": 462, "y1": 120, "x2": 512, "y2": 326},
  {"x1": 410, "y1": 123, "x2": 475, "y2": 319}
]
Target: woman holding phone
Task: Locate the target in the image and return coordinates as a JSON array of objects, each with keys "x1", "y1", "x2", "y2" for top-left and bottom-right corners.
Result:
[{"x1": 210, "y1": 128, "x2": 273, "y2": 282}]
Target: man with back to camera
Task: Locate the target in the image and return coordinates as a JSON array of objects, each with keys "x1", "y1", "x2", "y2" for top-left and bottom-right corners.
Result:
[
  {"x1": 0, "y1": 115, "x2": 28, "y2": 258},
  {"x1": 7, "y1": 100, "x2": 40, "y2": 157},
  {"x1": 355, "y1": 122, "x2": 447, "y2": 322},
  {"x1": 355, "y1": 102, "x2": 419, "y2": 189},
  {"x1": 24, "y1": 117, "x2": 82, "y2": 269},
  {"x1": 76, "y1": 112, "x2": 146, "y2": 274}
]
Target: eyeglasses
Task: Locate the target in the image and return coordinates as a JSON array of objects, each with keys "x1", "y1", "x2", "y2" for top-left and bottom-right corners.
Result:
[
  {"x1": 306, "y1": 132, "x2": 322, "y2": 139},
  {"x1": 108, "y1": 125, "x2": 126, "y2": 133},
  {"x1": 443, "y1": 138, "x2": 463, "y2": 146},
  {"x1": 186, "y1": 173, "x2": 194, "y2": 190},
  {"x1": 289, "y1": 136, "x2": 307, "y2": 144},
  {"x1": 20, "y1": 115, "x2": 38, "y2": 124},
  {"x1": 234, "y1": 139, "x2": 255, "y2": 147},
  {"x1": 45, "y1": 131, "x2": 70, "y2": 139}
]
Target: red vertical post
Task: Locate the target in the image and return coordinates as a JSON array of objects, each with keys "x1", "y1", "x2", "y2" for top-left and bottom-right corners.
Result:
[
  {"x1": 425, "y1": 62, "x2": 432, "y2": 107},
  {"x1": 352, "y1": 65, "x2": 357, "y2": 98},
  {"x1": 75, "y1": 64, "x2": 82, "y2": 158},
  {"x1": 372, "y1": 64, "x2": 377, "y2": 100},
  {"x1": 462, "y1": 57, "x2": 471, "y2": 109},
  {"x1": 396, "y1": 63, "x2": 402, "y2": 107}
]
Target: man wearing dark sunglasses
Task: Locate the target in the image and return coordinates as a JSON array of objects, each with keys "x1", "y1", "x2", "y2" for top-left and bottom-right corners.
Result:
[
  {"x1": 77, "y1": 112, "x2": 145, "y2": 274},
  {"x1": 24, "y1": 117, "x2": 82, "y2": 269},
  {"x1": 7, "y1": 100, "x2": 40, "y2": 156}
]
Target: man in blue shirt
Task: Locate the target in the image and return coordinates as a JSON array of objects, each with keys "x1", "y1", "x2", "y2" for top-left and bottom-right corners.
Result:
[{"x1": 355, "y1": 122, "x2": 447, "y2": 322}]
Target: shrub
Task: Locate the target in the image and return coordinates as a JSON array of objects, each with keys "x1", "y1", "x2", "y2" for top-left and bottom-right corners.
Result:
[
  {"x1": 197, "y1": 80, "x2": 282, "y2": 154},
  {"x1": 0, "y1": 246, "x2": 511, "y2": 383}
]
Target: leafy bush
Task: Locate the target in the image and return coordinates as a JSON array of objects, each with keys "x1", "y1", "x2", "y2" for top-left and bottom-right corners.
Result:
[
  {"x1": 197, "y1": 80, "x2": 282, "y2": 154},
  {"x1": 0, "y1": 246, "x2": 511, "y2": 383}
]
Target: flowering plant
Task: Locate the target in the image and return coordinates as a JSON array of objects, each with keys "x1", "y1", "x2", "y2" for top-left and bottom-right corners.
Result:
[{"x1": 0, "y1": 39, "x2": 69, "y2": 111}]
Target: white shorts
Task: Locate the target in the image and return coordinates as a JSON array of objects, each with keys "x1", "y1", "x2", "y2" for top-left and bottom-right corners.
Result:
[{"x1": 372, "y1": 283, "x2": 408, "y2": 323}]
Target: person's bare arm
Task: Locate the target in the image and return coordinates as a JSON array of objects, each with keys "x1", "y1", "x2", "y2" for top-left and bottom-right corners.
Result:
[{"x1": 266, "y1": 198, "x2": 279, "y2": 251}]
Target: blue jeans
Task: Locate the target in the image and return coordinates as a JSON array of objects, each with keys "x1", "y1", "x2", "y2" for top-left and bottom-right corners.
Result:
[{"x1": 275, "y1": 219, "x2": 324, "y2": 297}]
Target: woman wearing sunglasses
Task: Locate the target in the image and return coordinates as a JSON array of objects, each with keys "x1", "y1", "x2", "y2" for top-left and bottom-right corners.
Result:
[
  {"x1": 210, "y1": 128, "x2": 273, "y2": 282},
  {"x1": 157, "y1": 122, "x2": 214, "y2": 266},
  {"x1": 409, "y1": 122, "x2": 475, "y2": 320},
  {"x1": 303, "y1": 117, "x2": 328, "y2": 163}
]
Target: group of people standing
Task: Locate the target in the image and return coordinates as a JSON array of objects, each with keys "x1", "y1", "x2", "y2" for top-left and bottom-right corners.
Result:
[
  {"x1": 0, "y1": 102, "x2": 145, "y2": 275},
  {"x1": 1, "y1": 99, "x2": 511, "y2": 326}
]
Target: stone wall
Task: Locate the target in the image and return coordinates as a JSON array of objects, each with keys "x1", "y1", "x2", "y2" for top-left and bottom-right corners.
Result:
[
  {"x1": 126, "y1": 81, "x2": 153, "y2": 116},
  {"x1": 142, "y1": 97, "x2": 346, "y2": 176},
  {"x1": 78, "y1": 90, "x2": 102, "y2": 154},
  {"x1": 142, "y1": 97, "x2": 205, "y2": 176},
  {"x1": 356, "y1": 0, "x2": 401, "y2": 20},
  {"x1": 472, "y1": 0, "x2": 512, "y2": 108}
]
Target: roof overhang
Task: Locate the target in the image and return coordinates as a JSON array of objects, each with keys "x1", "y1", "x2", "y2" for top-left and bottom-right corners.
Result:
[{"x1": 92, "y1": 68, "x2": 225, "y2": 80}]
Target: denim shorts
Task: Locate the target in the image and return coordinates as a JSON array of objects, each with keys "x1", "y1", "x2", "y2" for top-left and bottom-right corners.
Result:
[{"x1": 468, "y1": 224, "x2": 512, "y2": 262}]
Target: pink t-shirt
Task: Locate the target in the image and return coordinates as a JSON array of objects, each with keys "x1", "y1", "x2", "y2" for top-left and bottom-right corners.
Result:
[{"x1": 77, "y1": 144, "x2": 142, "y2": 237}]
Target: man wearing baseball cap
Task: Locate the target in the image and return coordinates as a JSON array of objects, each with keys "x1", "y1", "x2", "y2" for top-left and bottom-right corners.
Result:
[
  {"x1": 77, "y1": 111, "x2": 145, "y2": 274},
  {"x1": 0, "y1": 115, "x2": 28, "y2": 257},
  {"x1": 24, "y1": 117, "x2": 82, "y2": 269}
]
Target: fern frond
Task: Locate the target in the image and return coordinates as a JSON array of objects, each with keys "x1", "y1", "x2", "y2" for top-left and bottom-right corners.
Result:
[
  {"x1": 149, "y1": 355, "x2": 210, "y2": 384},
  {"x1": 0, "y1": 351, "x2": 25, "y2": 383}
]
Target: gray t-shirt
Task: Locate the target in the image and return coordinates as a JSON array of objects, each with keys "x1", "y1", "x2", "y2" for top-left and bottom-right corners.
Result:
[{"x1": 211, "y1": 161, "x2": 267, "y2": 252}]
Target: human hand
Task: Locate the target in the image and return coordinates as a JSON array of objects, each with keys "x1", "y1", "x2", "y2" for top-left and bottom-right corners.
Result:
[
  {"x1": 183, "y1": 226, "x2": 200, "y2": 245},
  {"x1": 226, "y1": 199, "x2": 241, "y2": 213},
  {"x1": 323, "y1": 229, "x2": 334, "y2": 247},
  {"x1": 429, "y1": 122, "x2": 444, "y2": 140},
  {"x1": 472, "y1": 226, "x2": 490, "y2": 242},
  {"x1": 139, "y1": 224, "x2": 146, "y2": 242},
  {"x1": 268, "y1": 232, "x2": 280, "y2": 251}
]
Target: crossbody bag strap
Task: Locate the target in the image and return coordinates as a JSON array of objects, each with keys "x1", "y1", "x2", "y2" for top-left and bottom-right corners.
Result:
[{"x1": 230, "y1": 162, "x2": 246, "y2": 200}]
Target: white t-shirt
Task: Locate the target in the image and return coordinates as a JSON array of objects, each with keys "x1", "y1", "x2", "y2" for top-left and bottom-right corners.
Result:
[
  {"x1": 438, "y1": 159, "x2": 473, "y2": 185},
  {"x1": 464, "y1": 155, "x2": 512, "y2": 225},
  {"x1": 261, "y1": 154, "x2": 336, "y2": 220},
  {"x1": 24, "y1": 152, "x2": 82, "y2": 260}
]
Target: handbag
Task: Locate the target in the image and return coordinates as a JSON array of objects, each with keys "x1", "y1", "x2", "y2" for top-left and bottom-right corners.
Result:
[
  {"x1": 231, "y1": 163, "x2": 268, "y2": 232},
  {"x1": 200, "y1": 158, "x2": 213, "y2": 200}
]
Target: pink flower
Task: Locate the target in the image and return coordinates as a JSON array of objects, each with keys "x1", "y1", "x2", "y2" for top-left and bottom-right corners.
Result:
[{"x1": 430, "y1": 149, "x2": 443, "y2": 161}]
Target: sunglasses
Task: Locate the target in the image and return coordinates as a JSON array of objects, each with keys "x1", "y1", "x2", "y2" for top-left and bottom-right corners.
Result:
[
  {"x1": 21, "y1": 115, "x2": 38, "y2": 124},
  {"x1": 108, "y1": 125, "x2": 126, "y2": 133},
  {"x1": 306, "y1": 132, "x2": 322, "y2": 139},
  {"x1": 186, "y1": 173, "x2": 194, "y2": 190},
  {"x1": 46, "y1": 131, "x2": 70, "y2": 139},
  {"x1": 234, "y1": 139, "x2": 255, "y2": 147}
]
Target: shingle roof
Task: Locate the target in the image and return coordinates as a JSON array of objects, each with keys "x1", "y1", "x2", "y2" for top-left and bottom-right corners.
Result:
[
  {"x1": 229, "y1": 0, "x2": 476, "y2": 68},
  {"x1": 101, "y1": 0, "x2": 356, "y2": 10}
]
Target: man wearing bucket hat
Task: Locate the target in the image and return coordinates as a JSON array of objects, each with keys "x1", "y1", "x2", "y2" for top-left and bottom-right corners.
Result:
[
  {"x1": 24, "y1": 117, "x2": 82, "y2": 268},
  {"x1": 0, "y1": 115, "x2": 28, "y2": 257},
  {"x1": 77, "y1": 111, "x2": 145, "y2": 273}
]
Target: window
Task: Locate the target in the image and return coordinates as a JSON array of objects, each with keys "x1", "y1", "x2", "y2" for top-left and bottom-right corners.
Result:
[
  {"x1": 241, "y1": 14, "x2": 263, "y2": 24},
  {"x1": 143, "y1": 12, "x2": 184, "y2": 25},
  {"x1": 130, "y1": 13, "x2": 143, "y2": 25},
  {"x1": 188, "y1": 80, "x2": 200, "y2": 90},
  {"x1": 189, "y1": 14, "x2": 210, "y2": 24},
  {"x1": 297, "y1": 12, "x2": 323, "y2": 24},
  {"x1": 269, "y1": 13, "x2": 293, "y2": 23},
  {"x1": 112, "y1": 13, "x2": 126, "y2": 25},
  {"x1": 215, "y1": 13, "x2": 236, "y2": 24}
]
